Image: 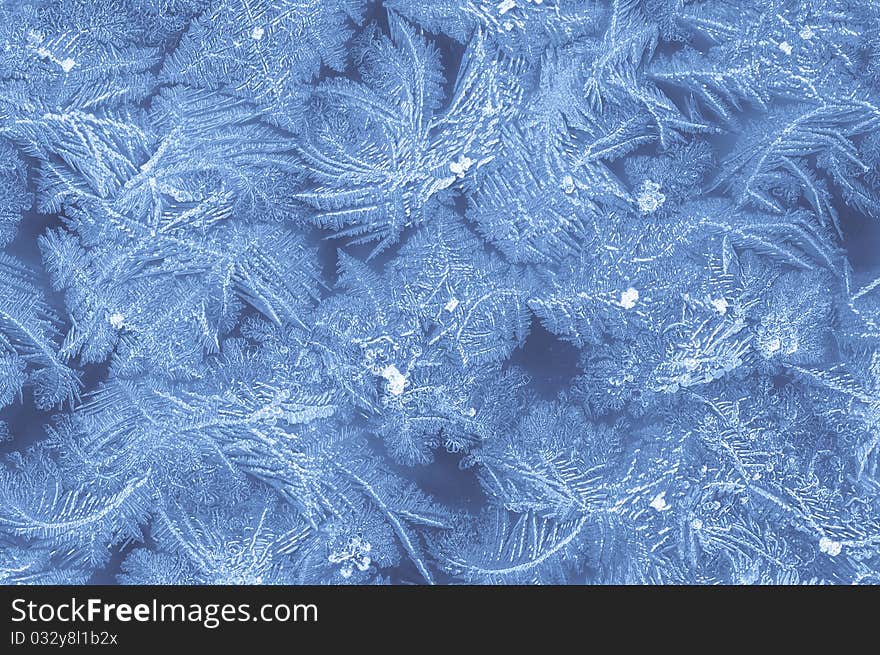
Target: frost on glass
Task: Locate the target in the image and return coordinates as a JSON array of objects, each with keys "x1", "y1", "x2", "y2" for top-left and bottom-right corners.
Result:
[{"x1": 0, "y1": 0, "x2": 879, "y2": 585}]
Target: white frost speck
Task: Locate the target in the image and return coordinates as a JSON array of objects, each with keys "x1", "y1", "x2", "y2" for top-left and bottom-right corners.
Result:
[
  {"x1": 251, "y1": 26, "x2": 265, "y2": 40},
  {"x1": 380, "y1": 365, "x2": 407, "y2": 396},
  {"x1": 819, "y1": 536, "x2": 842, "y2": 557},
  {"x1": 444, "y1": 297, "x2": 459, "y2": 312},
  {"x1": 619, "y1": 287, "x2": 639, "y2": 310},
  {"x1": 498, "y1": 0, "x2": 516, "y2": 14},
  {"x1": 649, "y1": 491, "x2": 671, "y2": 512},
  {"x1": 109, "y1": 313, "x2": 125, "y2": 329},
  {"x1": 636, "y1": 179, "x2": 665, "y2": 213},
  {"x1": 449, "y1": 155, "x2": 474, "y2": 178},
  {"x1": 779, "y1": 41, "x2": 793, "y2": 55},
  {"x1": 711, "y1": 298, "x2": 729, "y2": 315},
  {"x1": 561, "y1": 174, "x2": 575, "y2": 194},
  {"x1": 32, "y1": 41, "x2": 75, "y2": 72},
  {"x1": 799, "y1": 26, "x2": 814, "y2": 40},
  {"x1": 764, "y1": 335, "x2": 782, "y2": 355}
]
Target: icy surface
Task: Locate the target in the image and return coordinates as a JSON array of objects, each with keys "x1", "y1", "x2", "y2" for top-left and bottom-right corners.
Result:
[{"x1": 0, "y1": 0, "x2": 878, "y2": 585}]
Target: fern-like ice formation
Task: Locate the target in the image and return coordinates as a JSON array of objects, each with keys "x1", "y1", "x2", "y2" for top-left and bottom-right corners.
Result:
[{"x1": 0, "y1": 0, "x2": 879, "y2": 585}]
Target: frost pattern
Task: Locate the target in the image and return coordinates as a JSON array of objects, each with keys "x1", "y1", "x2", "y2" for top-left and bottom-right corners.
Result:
[{"x1": 1, "y1": 0, "x2": 879, "y2": 585}]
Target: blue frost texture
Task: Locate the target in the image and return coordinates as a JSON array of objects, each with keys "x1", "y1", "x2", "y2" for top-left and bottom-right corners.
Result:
[{"x1": 0, "y1": 0, "x2": 879, "y2": 585}]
